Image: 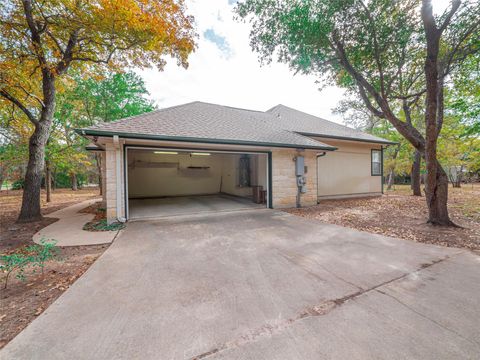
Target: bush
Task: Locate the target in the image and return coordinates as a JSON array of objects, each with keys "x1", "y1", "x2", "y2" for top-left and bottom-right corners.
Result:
[
  {"x1": 0, "y1": 238, "x2": 59, "y2": 289},
  {"x1": 83, "y1": 219, "x2": 125, "y2": 232},
  {"x1": 11, "y1": 179, "x2": 24, "y2": 190}
]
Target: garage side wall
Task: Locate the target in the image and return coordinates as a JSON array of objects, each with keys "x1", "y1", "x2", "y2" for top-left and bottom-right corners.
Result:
[
  {"x1": 105, "y1": 142, "x2": 126, "y2": 223},
  {"x1": 313, "y1": 138, "x2": 382, "y2": 199},
  {"x1": 271, "y1": 149, "x2": 317, "y2": 208}
]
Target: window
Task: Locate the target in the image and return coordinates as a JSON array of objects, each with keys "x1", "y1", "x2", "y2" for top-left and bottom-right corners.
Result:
[
  {"x1": 238, "y1": 155, "x2": 251, "y2": 187},
  {"x1": 371, "y1": 149, "x2": 382, "y2": 176}
]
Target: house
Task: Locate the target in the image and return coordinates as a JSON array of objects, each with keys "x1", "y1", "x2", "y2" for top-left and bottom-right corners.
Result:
[{"x1": 78, "y1": 101, "x2": 395, "y2": 223}]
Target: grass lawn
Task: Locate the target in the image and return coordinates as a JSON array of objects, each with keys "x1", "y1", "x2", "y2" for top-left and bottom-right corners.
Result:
[
  {"x1": 0, "y1": 188, "x2": 108, "y2": 349},
  {"x1": 287, "y1": 183, "x2": 480, "y2": 252}
]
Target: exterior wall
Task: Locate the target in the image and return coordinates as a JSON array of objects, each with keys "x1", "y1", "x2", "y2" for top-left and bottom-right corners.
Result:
[
  {"x1": 313, "y1": 138, "x2": 382, "y2": 198},
  {"x1": 271, "y1": 149, "x2": 318, "y2": 208},
  {"x1": 105, "y1": 142, "x2": 125, "y2": 223},
  {"x1": 102, "y1": 137, "x2": 382, "y2": 222}
]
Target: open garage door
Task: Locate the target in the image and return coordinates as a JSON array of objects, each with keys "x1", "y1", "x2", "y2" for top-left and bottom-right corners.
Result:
[{"x1": 125, "y1": 147, "x2": 270, "y2": 219}]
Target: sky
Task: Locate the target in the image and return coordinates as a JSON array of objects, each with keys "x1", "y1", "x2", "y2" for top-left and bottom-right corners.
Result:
[
  {"x1": 138, "y1": 0, "x2": 346, "y2": 124},
  {"x1": 137, "y1": 0, "x2": 452, "y2": 125}
]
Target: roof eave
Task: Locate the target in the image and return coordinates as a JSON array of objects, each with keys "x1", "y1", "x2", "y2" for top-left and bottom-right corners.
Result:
[
  {"x1": 296, "y1": 132, "x2": 398, "y2": 145},
  {"x1": 75, "y1": 129, "x2": 338, "y2": 151}
]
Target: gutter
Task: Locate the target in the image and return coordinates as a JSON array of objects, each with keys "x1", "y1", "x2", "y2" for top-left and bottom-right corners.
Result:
[
  {"x1": 74, "y1": 128, "x2": 337, "y2": 151},
  {"x1": 297, "y1": 132, "x2": 398, "y2": 146}
]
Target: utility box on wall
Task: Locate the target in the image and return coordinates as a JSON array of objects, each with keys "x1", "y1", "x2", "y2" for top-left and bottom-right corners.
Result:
[{"x1": 295, "y1": 156, "x2": 305, "y2": 176}]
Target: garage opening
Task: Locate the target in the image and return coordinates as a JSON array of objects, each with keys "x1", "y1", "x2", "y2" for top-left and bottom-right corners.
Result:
[{"x1": 126, "y1": 147, "x2": 269, "y2": 219}]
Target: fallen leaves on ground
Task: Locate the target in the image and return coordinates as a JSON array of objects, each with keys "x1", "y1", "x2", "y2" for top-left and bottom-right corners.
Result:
[{"x1": 287, "y1": 184, "x2": 480, "y2": 251}]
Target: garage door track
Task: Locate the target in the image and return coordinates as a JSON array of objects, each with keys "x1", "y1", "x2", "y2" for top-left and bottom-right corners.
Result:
[{"x1": 2, "y1": 210, "x2": 479, "y2": 359}]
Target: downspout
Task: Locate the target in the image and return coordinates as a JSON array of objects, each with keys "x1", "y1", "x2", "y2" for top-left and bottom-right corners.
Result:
[
  {"x1": 381, "y1": 145, "x2": 384, "y2": 194},
  {"x1": 113, "y1": 135, "x2": 126, "y2": 223},
  {"x1": 316, "y1": 152, "x2": 327, "y2": 204}
]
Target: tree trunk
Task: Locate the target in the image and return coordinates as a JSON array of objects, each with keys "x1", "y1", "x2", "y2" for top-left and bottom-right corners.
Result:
[
  {"x1": 52, "y1": 170, "x2": 56, "y2": 190},
  {"x1": 96, "y1": 153, "x2": 103, "y2": 196},
  {"x1": 0, "y1": 169, "x2": 5, "y2": 191},
  {"x1": 45, "y1": 159, "x2": 52, "y2": 203},
  {"x1": 71, "y1": 173, "x2": 78, "y2": 191},
  {"x1": 450, "y1": 165, "x2": 463, "y2": 188},
  {"x1": 17, "y1": 72, "x2": 56, "y2": 223},
  {"x1": 422, "y1": 1, "x2": 453, "y2": 226},
  {"x1": 17, "y1": 121, "x2": 52, "y2": 222},
  {"x1": 411, "y1": 150, "x2": 422, "y2": 196},
  {"x1": 425, "y1": 160, "x2": 453, "y2": 225},
  {"x1": 386, "y1": 169, "x2": 395, "y2": 190}
]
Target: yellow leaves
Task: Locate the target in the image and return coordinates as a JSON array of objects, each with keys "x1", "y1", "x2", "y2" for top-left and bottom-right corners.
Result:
[{"x1": 1, "y1": 0, "x2": 196, "y2": 100}]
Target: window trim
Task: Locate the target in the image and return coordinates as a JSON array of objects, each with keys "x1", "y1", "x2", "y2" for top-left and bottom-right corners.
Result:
[{"x1": 371, "y1": 149, "x2": 382, "y2": 176}]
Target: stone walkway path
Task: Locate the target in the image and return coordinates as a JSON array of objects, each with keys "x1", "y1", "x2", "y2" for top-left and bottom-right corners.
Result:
[{"x1": 33, "y1": 198, "x2": 118, "y2": 246}]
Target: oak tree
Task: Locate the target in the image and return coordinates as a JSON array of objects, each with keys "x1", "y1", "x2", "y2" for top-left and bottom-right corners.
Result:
[
  {"x1": 237, "y1": 0, "x2": 479, "y2": 225},
  {"x1": 0, "y1": 0, "x2": 196, "y2": 222}
]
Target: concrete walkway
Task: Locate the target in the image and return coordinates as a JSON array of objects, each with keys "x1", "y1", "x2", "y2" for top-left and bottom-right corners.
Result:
[
  {"x1": 4, "y1": 210, "x2": 479, "y2": 359},
  {"x1": 33, "y1": 198, "x2": 118, "y2": 246}
]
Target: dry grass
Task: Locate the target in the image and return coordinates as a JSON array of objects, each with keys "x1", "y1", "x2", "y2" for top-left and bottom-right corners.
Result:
[{"x1": 287, "y1": 183, "x2": 480, "y2": 251}]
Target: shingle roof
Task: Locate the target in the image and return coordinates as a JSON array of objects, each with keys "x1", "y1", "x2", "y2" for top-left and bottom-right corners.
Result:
[
  {"x1": 267, "y1": 104, "x2": 395, "y2": 145},
  {"x1": 79, "y1": 101, "x2": 394, "y2": 149},
  {"x1": 79, "y1": 101, "x2": 336, "y2": 150}
]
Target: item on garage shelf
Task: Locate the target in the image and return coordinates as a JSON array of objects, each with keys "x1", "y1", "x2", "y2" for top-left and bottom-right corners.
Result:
[
  {"x1": 260, "y1": 190, "x2": 267, "y2": 204},
  {"x1": 252, "y1": 185, "x2": 263, "y2": 204}
]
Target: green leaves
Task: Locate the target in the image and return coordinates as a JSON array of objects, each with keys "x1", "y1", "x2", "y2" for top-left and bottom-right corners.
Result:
[{"x1": 0, "y1": 238, "x2": 58, "y2": 289}]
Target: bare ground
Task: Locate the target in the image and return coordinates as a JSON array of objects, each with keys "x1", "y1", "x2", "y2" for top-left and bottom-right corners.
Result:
[
  {"x1": 287, "y1": 184, "x2": 480, "y2": 252},
  {"x1": 0, "y1": 188, "x2": 108, "y2": 349}
]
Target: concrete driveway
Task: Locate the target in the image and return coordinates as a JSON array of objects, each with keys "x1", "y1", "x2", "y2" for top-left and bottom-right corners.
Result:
[{"x1": 2, "y1": 210, "x2": 479, "y2": 359}]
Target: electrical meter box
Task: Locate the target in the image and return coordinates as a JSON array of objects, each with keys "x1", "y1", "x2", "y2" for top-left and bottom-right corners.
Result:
[{"x1": 295, "y1": 156, "x2": 305, "y2": 176}]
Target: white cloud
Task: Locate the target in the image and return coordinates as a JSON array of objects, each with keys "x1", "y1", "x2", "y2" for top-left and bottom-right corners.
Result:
[{"x1": 138, "y1": 0, "x2": 345, "y2": 123}]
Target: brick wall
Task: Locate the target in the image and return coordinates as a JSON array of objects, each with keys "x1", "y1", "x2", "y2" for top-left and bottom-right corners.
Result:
[
  {"x1": 105, "y1": 142, "x2": 125, "y2": 223},
  {"x1": 271, "y1": 149, "x2": 318, "y2": 208}
]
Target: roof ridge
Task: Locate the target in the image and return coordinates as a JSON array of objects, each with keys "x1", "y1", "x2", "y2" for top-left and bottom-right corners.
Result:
[
  {"x1": 269, "y1": 104, "x2": 359, "y2": 131},
  {"x1": 194, "y1": 100, "x2": 266, "y2": 114}
]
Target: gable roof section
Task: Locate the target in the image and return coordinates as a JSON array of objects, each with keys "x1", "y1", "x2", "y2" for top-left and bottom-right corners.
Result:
[
  {"x1": 78, "y1": 101, "x2": 336, "y2": 150},
  {"x1": 267, "y1": 104, "x2": 396, "y2": 145}
]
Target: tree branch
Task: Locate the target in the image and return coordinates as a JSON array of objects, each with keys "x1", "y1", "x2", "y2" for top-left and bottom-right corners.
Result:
[
  {"x1": 358, "y1": 84, "x2": 385, "y2": 118},
  {"x1": 359, "y1": 1, "x2": 386, "y2": 97},
  {"x1": 0, "y1": 90, "x2": 38, "y2": 125},
  {"x1": 439, "y1": 0, "x2": 461, "y2": 33},
  {"x1": 56, "y1": 30, "x2": 79, "y2": 74},
  {"x1": 21, "y1": 0, "x2": 47, "y2": 68},
  {"x1": 331, "y1": 31, "x2": 426, "y2": 151}
]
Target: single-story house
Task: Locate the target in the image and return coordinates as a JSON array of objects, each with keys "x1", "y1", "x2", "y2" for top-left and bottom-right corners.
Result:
[{"x1": 77, "y1": 101, "x2": 395, "y2": 223}]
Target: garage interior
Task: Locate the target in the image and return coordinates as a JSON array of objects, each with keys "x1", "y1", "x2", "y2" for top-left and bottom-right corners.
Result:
[{"x1": 126, "y1": 148, "x2": 269, "y2": 219}]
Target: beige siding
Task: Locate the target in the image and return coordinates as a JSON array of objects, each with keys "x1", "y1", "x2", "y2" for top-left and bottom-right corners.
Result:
[
  {"x1": 271, "y1": 149, "x2": 317, "y2": 208},
  {"x1": 314, "y1": 138, "x2": 382, "y2": 198}
]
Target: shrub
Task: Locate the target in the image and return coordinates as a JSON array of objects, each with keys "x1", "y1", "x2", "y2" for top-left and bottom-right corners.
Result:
[
  {"x1": 0, "y1": 252, "x2": 32, "y2": 289},
  {"x1": 0, "y1": 238, "x2": 59, "y2": 289},
  {"x1": 83, "y1": 219, "x2": 125, "y2": 232},
  {"x1": 28, "y1": 239, "x2": 59, "y2": 275}
]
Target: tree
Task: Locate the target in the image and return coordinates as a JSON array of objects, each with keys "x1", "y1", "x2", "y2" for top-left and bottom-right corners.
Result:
[
  {"x1": 334, "y1": 95, "x2": 423, "y2": 195},
  {"x1": 0, "y1": 0, "x2": 196, "y2": 222},
  {"x1": 52, "y1": 72, "x2": 155, "y2": 195},
  {"x1": 237, "y1": 0, "x2": 480, "y2": 225}
]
